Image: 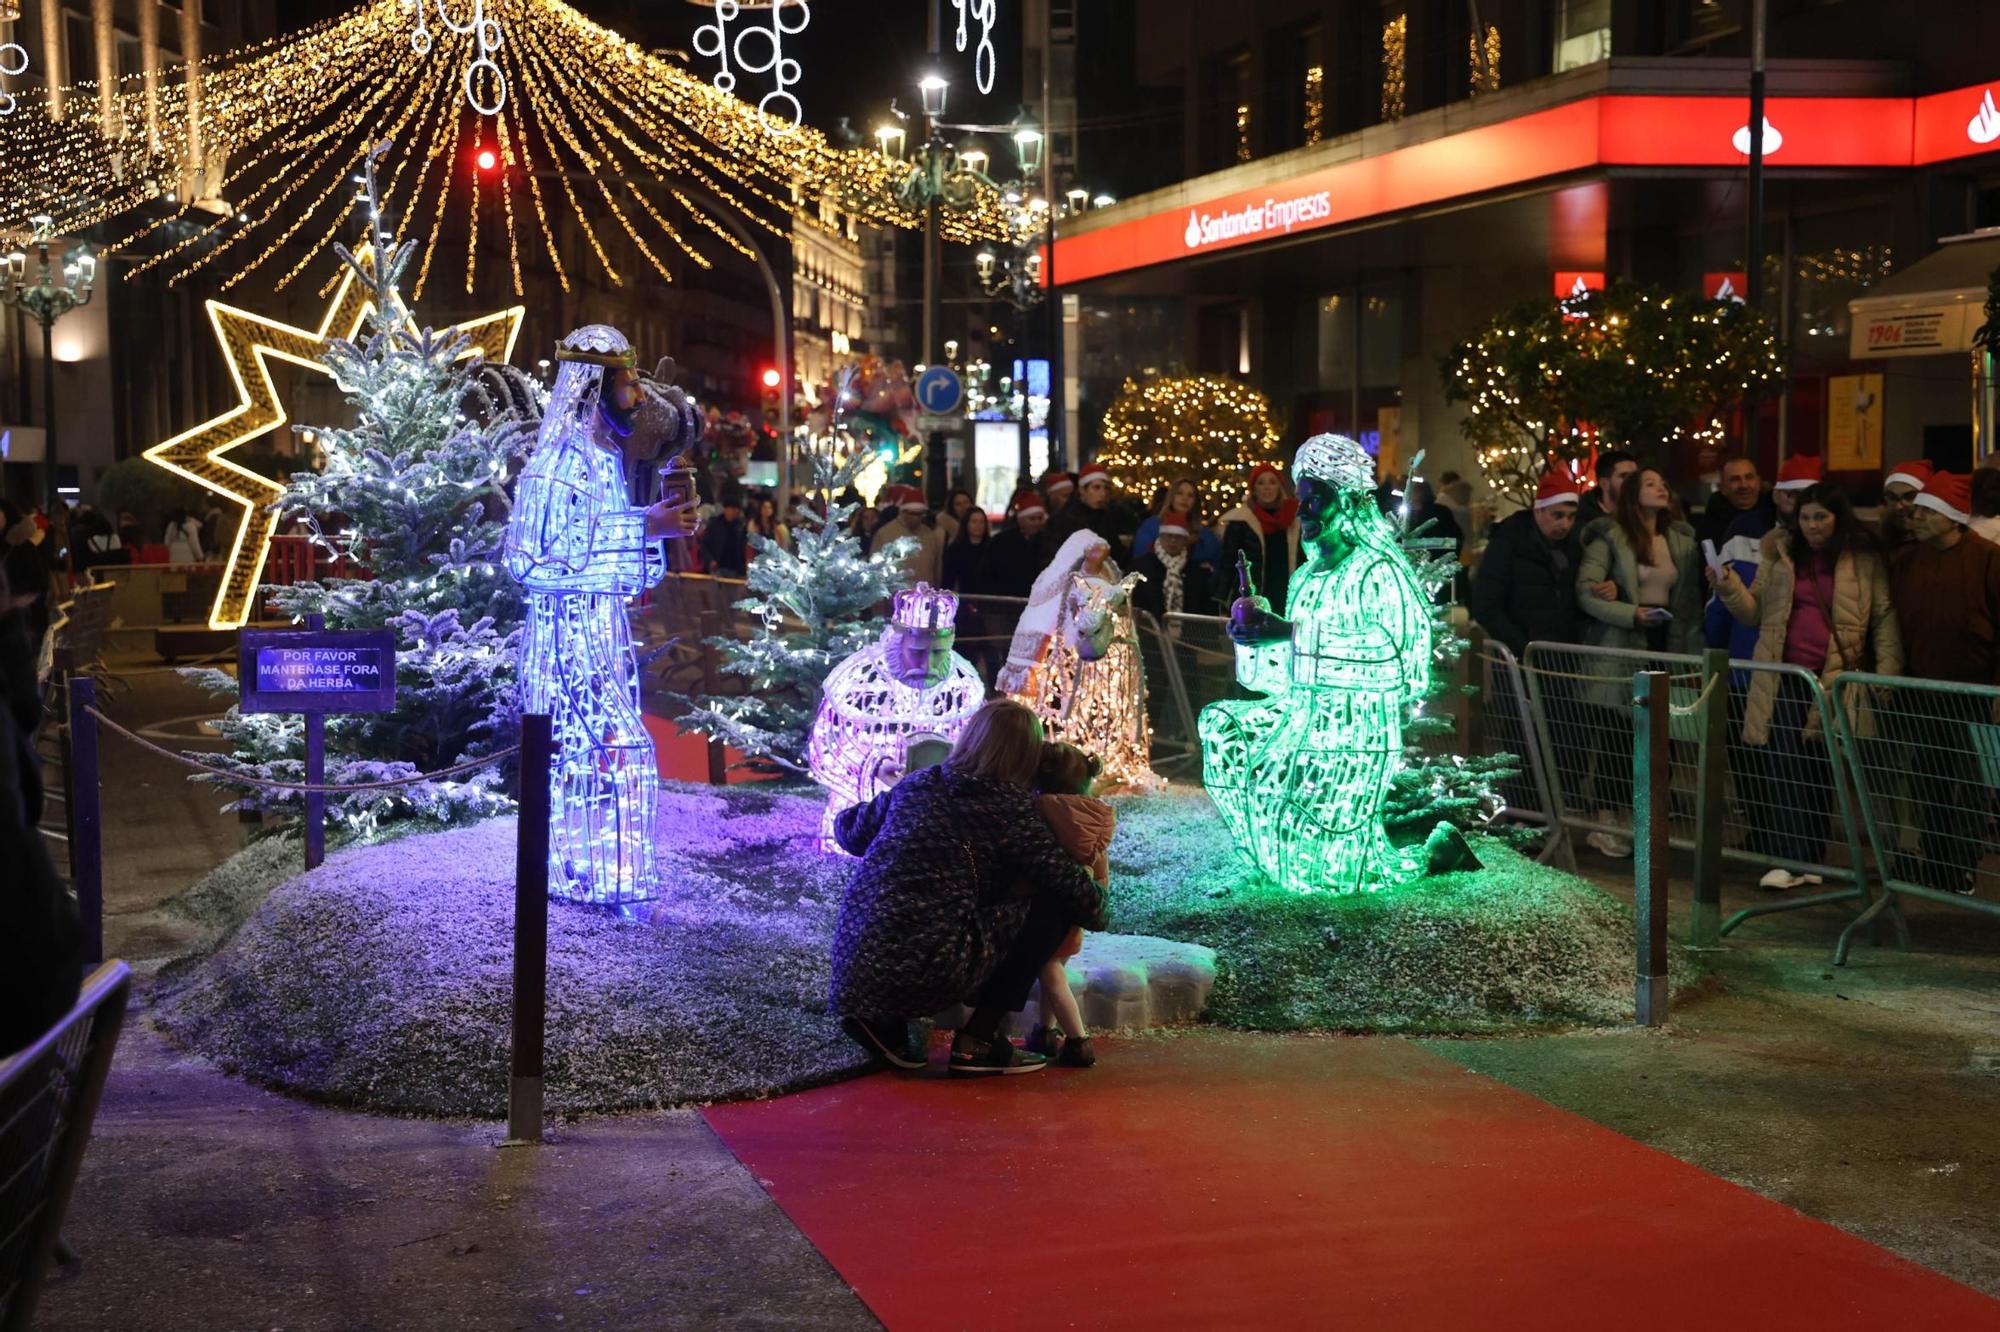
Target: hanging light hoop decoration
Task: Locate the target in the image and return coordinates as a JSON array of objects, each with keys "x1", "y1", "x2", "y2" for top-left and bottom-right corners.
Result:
[
  {"x1": 0, "y1": 38, "x2": 26, "y2": 118},
  {"x1": 430, "y1": 0, "x2": 507, "y2": 115},
  {"x1": 688, "y1": 0, "x2": 809, "y2": 136},
  {"x1": 404, "y1": 0, "x2": 433, "y2": 55},
  {"x1": 952, "y1": 0, "x2": 998, "y2": 96}
]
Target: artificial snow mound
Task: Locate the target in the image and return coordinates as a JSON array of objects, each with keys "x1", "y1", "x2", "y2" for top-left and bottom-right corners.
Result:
[{"x1": 153, "y1": 781, "x2": 1676, "y2": 1116}]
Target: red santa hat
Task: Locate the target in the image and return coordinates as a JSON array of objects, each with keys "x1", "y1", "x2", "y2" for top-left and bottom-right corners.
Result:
[
  {"x1": 1914, "y1": 471, "x2": 1972, "y2": 526},
  {"x1": 1011, "y1": 487, "x2": 1047, "y2": 518},
  {"x1": 1248, "y1": 462, "x2": 1283, "y2": 485},
  {"x1": 1774, "y1": 454, "x2": 1824, "y2": 492},
  {"x1": 1883, "y1": 459, "x2": 1934, "y2": 492},
  {"x1": 1156, "y1": 509, "x2": 1192, "y2": 536},
  {"x1": 1078, "y1": 462, "x2": 1111, "y2": 488},
  {"x1": 1043, "y1": 471, "x2": 1075, "y2": 496},
  {"x1": 1533, "y1": 467, "x2": 1582, "y2": 510},
  {"x1": 880, "y1": 484, "x2": 926, "y2": 512}
]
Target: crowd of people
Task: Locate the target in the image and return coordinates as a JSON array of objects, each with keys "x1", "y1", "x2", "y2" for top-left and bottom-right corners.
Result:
[{"x1": 1470, "y1": 451, "x2": 2000, "y2": 894}]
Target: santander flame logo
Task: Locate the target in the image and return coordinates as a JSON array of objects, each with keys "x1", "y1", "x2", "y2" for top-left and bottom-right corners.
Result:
[
  {"x1": 1184, "y1": 211, "x2": 1202, "y2": 248},
  {"x1": 1969, "y1": 90, "x2": 2000, "y2": 146},
  {"x1": 1731, "y1": 118, "x2": 1783, "y2": 155}
]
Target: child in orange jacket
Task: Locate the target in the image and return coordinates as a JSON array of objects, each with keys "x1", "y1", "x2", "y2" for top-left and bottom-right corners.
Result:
[{"x1": 1028, "y1": 741, "x2": 1115, "y2": 1067}]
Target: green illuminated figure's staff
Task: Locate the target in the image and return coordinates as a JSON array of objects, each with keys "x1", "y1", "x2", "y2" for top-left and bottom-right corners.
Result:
[{"x1": 1200, "y1": 434, "x2": 1453, "y2": 893}]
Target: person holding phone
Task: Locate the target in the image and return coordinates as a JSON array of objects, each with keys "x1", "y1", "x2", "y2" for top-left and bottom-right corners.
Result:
[{"x1": 1572, "y1": 466, "x2": 1703, "y2": 855}]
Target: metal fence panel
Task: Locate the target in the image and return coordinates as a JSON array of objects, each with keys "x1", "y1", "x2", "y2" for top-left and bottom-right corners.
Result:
[{"x1": 1832, "y1": 673, "x2": 2000, "y2": 947}]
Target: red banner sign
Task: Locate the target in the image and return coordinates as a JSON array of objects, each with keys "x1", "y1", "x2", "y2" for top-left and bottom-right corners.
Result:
[
  {"x1": 1703, "y1": 272, "x2": 1749, "y2": 303},
  {"x1": 1554, "y1": 271, "x2": 1605, "y2": 300}
]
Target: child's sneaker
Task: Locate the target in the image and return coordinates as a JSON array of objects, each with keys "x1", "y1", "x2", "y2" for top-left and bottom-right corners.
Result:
[
  {"x1": 1024, "y1": 1025, "x2": 1063, "y2": 1057},
  {"x1": 840, "y1": 1015, "x2": 926, "y2": 1071},
  {"x1": 949, "y1": 1032, "x2": 1047, "y2": 1076},
  {"x1": 1056, "y1": 1036, "x2": 1096, "y2": 1068}
]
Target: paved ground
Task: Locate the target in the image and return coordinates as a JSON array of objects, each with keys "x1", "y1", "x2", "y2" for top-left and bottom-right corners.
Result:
[{"x1": 27, "y1": 664, "x2": 2000, "y2": 1328}]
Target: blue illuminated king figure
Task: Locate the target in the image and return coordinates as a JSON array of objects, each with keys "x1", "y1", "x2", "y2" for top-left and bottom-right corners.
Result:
[
  {"x1": 505, "y1": 325, "x2": 700, "y2": 905},
  {"x1": 1200, "y1": 433, "x2": 1447, "y2": 893}
]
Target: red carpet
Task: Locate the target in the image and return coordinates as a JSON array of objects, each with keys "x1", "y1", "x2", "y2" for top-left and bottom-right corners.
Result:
[
  {"x1": 704, "y1": 1032, "x2": 2000, "y2": 1331},
  {"x1": 643, "y1": 713, "x2": 776, "y2": 785}
]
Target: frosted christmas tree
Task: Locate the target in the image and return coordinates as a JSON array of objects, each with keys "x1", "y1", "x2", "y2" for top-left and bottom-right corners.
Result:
[
  {"x1": 675, "y1": 421, "x2": 916, "y2": 771},
  {"x1": 185, "y1": 146, "x2": 536, "y2": 836}
]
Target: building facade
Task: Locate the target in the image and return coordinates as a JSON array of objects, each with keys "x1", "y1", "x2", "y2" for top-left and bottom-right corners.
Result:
[{"x1": 1051, "y1": 0, "x2": 2000, "y2": 499}]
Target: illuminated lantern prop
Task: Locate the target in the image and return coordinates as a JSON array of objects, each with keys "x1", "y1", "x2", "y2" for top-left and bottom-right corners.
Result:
[
  {"x1": 1199, "y1": 434, "x2": 1434, "y2": 893},
  {"x1": 503, "y1": 324, "x2": 695, "y2": 905},
  {"x1": 1000, "y1": 530, "x2": 1164, "y2": 791},
  {"x1": 808, "y1": 582, "x2": 983, "y2": 850}
]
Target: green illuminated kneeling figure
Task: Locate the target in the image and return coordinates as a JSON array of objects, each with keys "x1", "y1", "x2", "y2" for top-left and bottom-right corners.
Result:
[{"x1": 1200, "y1": 434, "x2": 1462, "y2": 894}]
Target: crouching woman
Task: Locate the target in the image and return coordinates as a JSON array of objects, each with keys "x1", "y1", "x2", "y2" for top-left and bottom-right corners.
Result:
[{"x1": 830, "y1": 699, "x2": 1108, "y2": 1076}]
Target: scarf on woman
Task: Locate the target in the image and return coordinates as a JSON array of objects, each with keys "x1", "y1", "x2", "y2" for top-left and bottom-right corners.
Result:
[
  {"x1": 1155, "y1": 546, "x2": 1188, "y2": 615},
  {"x1": 1252, "y1": 498, "x2": 1299, "y2": 535}
]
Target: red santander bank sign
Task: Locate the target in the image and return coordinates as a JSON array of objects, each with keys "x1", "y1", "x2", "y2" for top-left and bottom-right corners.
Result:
[
  {"x1": 1053, "y1": 78, "x2": 2000, "y2": 285},
  {"x1": 1183, "y1": 191, "x2": 1335, "y2": 251}
]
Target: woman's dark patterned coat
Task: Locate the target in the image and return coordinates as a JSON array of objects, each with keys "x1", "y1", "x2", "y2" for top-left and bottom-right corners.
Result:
[{"x1": 829, "y1": 764, "x2": 1109, "y2": 1018}]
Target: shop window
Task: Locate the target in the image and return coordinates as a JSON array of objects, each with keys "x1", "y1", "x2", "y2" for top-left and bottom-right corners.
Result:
[
  {"x1": 1265, "y1": 22, "x2": 1326, "y2": 152},
  {"x1": 1380, "y1": 10, "x2": 1407, "y2": 123},
  {"x1": 1553, "y1": 0, "x2": 1611, "y2": 72},
  {"x1": 1199, "y1": 47, "x2": 1254, "y2": 171}
]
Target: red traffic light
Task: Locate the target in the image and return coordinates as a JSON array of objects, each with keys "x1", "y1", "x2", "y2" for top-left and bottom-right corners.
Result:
[
  {"x1": 475, "y1": 146, "x2": 499, "y2": 172},
  {"x1": 760, "y1": 367, "x2": 782, "y2": 390}
]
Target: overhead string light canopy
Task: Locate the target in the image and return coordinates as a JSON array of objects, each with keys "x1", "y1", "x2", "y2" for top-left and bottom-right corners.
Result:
[{"x1": 0, "y1": 0, "x2": 1009, "y2": 298}]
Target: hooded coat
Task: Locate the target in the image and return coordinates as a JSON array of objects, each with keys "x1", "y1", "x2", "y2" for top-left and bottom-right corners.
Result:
[
  {"x1": 1574, "y1": 516, "x2": 1704, "y2": 707},
  {"x1": 829, "y1": 764, "x2": 1107, "y2": 1018}
]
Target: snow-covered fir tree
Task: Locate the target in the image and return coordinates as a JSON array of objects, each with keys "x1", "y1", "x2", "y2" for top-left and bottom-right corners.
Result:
[
  {"x1": 185, "y1": 145, "x2": 538, "y2": 837},
  {"x1": 675, "y1": 427, "x2": 915, "y2": 772}
]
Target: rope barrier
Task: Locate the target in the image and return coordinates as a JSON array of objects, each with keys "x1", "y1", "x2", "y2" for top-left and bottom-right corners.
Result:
[
  {"x1": 1668, "y1": 671, "x2": 1722, "y2": 716},
  {"x1": 84, "y1": 706, "x2": 519, "y2": 793}
]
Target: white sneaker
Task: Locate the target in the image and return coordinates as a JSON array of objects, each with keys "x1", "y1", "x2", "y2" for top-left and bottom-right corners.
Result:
[
  {"x1": 1586, "y1": 831, "x2": 1633, "y2": 858},
  {"x1": 1759, "y1": 868, "x2": 1825, "y2": 890}
]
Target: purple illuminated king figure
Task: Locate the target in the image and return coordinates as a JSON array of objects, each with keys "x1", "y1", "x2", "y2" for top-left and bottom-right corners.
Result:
[
  {"x1": 504, "y1": 325, "x2": 700, "y2": 905},
  {"x1": 808, "y1": 583, "x2": 984, "y2": 851}
]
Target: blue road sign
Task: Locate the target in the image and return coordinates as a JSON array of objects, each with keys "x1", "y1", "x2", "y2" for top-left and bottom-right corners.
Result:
[{"x1": 914, "y1": 365, "x2": 965, "y2": 416}]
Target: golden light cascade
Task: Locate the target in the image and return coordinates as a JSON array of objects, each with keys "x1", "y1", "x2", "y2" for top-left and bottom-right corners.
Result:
[{"x1": 0, "y1": 0, "x2": 1007, "y2": 293}]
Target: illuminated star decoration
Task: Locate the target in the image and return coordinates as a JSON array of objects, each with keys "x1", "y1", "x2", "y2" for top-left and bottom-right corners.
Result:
[{"x1": 144, "y1": 251, "x2": 523, "y2": 629}]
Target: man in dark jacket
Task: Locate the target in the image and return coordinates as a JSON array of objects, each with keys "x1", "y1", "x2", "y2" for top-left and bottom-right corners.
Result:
[
  {"x1": 1469, "y1": 469, "x2": 1587, "y2": 817},
  {"x1": 1049, "y1": 461, "x2": 1138, "y2": 561},
  {"x1": 699, "y1": 486, "x2": 749, "y2": 576},
  {"x1": 985, "y1": 488, "x2": 1054, "y2": 598},
  {"x1": 1700, "y1": 453, "x2": 1773, "y2": 549},
  {"x1": 1575, "y1": 449, "x2": 1636, "y2": 531}
]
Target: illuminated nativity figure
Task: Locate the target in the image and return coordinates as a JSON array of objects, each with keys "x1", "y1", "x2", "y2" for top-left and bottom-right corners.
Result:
[
  {"x1": 999, "y1": 529, "x2": 1165, "y2": 791},
  {"x1": 504, "y1": 325, "x2": 702, "y2": 906},
  {"x1": 1200, "y1": 433, "x2": 1456, "y2": 894},
  {"x1": 807, "y1": 582, "x2": 985, "y2": 851}
]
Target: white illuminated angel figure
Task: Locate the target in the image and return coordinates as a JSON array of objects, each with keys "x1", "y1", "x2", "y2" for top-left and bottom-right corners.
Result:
[
  {"x1": 504, "y1": 325, "x2": 700, "y2": 906},
  {"x1": 1199, "y1": 433, "x2": 1452, "y2": 894},
  {"x1": 999, "y1": 529, "x2": 1164, "y2": 792},
  {"x1": 808, "y1": 582, "x2": 985, "y2": 851}
]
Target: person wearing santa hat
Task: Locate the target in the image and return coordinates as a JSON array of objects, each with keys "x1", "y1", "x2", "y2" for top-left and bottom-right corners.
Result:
[
  {"x1": 1470, "y1": 467, "x2": 1591, "y2": 817},
  {"x1": 1885, "y1": 469, "x2": 2000, "y2": 895},
  {"x1": 1133, "y1": 506, "x2": 1217, "y2": 622},
  {"x1": 1049, "y1": 460, "x2": 1139, "y2": 559},
  {"x1": 1218, "y1": 462, "x2": 1302, "y2": 614},
  {"x1": 1039, "y1": 468, "x2": 1076, "y2": 517},
  {"x1": 869, "y1": 483, "x2": 944, "y2": 588},
  {"x1": 986, "y1": 486, "x2": 1056, "y2": 599},
  {"x1": 1878, "y1": 458, "x2": 1934, "y2": 549}
]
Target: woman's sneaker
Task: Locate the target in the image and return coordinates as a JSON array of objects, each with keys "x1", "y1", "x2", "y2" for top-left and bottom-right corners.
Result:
[
  {"x1": 1585, "y1": 831, "x2": 1633, "y2": 858},
  {"x1": 948, "y1": 1032, "x2": 1047, "y2": 1076},
  {"x1": 840, "y1": 1016, "x2": 927, "y2": 1071}
]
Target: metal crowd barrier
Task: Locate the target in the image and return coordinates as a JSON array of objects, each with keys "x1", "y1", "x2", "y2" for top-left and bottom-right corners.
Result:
[
  {"x1": 1830, "y1": 673, "x2": 2000, "y2": 960},
  {"x1": 1470, "y1": 644, "x2": 1562, "y2": 861}
]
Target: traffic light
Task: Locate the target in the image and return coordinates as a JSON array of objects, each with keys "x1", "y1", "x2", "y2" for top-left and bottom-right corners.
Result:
[
  {"x1": 474, "y1": 144, "x2": 499, "y2": 174},
  {"x1": 759, "y1": 366, "x2": 782, "y2": 426}
]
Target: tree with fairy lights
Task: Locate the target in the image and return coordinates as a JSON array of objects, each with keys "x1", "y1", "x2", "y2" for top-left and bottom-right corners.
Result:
[
  {"x1": 184, "y1": 146, "x2": 539, "y2": 836},
  {"x1": 1441, "y1": 283, "x2": 1783, "y2": 507},
  {"x1": 675, "y1": 389, "x2": 916, "y2": 771},
  {"x1": 1094, "y1": 374, "x2": 1284, "y2": 506}
]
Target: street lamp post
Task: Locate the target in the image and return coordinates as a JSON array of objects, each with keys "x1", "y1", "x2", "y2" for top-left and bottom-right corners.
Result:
[{"x1": 2, "y1": 215, "x2": 99, "y2": 510}]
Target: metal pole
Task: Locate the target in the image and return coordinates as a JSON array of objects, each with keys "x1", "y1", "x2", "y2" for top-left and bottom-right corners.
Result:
[
  {"x1": 68, "y1": 676, "x2": 103, "y2": 965},
  {"x1": 40, "y1": 308, "x2": 58, "y2": 512},
  {"x1": 1018, "y1": 303, "x2": 1033, "y2": 485},
  {"x1": 1743, "y1": 0, "x2": 1768, "y2": 461},
  {"x1": 1633, "y1": 670, "x2": 1671, "y2": 1026},
  {"x1": 1691, "y1": 648, "x2": 1728, "y2": 947},
  {"x1": 507, "y1": 712, "x2": 554, "y2": 1144},
  {"x1": 303, "y1": 613, "x2": 326, "y2": 870}
]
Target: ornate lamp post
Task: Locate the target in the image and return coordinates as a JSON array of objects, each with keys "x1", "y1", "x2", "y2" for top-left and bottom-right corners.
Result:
[{"x1": 3, "y1": 215, "x2": 99, "y2": 509}]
